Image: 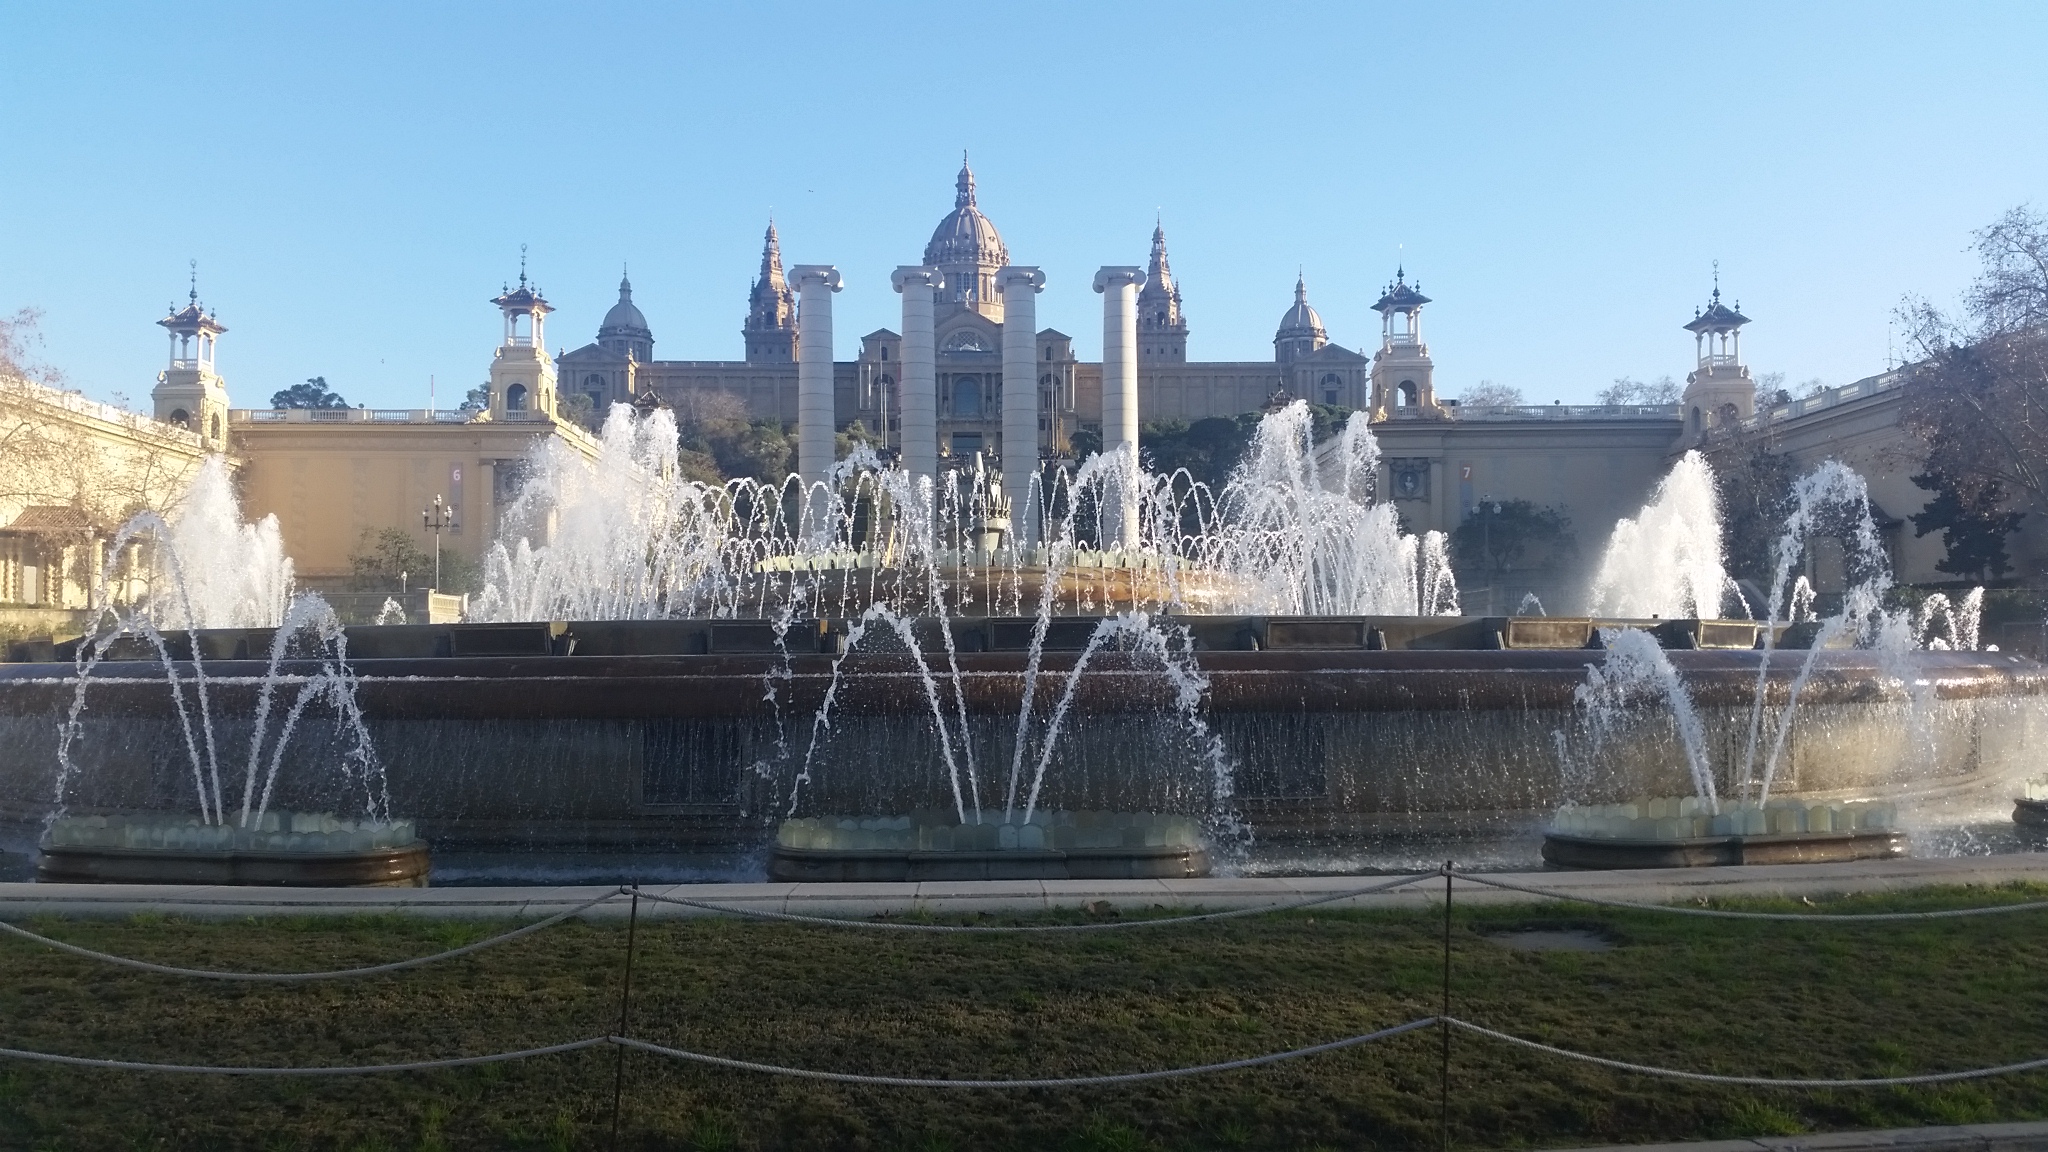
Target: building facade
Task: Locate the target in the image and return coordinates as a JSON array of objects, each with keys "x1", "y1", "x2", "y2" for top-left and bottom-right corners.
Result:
[{"x1": 556, "y1": 159, "x2": 1384, "y2": 471}]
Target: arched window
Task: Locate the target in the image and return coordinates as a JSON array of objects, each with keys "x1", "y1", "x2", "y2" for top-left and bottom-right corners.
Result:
[
  {"x1": 506, "y1": 384, "x2": 528, "y2": 412},
  {"x1": 953, "y1": 376, "x2": 982, "y2": 418},
  {"x1": 1398, "y1": 380, "x2": 1418, "y2": 407},
  {"x1": 1321, "y1": 373, "x2": 1342, "y2": 406},
  {"x1": 168, "y1": 408, "x2": 190, "y2": 427},
  {"x1": 208, "y1": 414, "x2": 221, "y2": 440},
  {"x1": 1690, "y1": 406, "x2": 1703, "y2": 435}
]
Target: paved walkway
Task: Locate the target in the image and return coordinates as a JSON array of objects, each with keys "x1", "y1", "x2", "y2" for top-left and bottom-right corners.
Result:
[
  {"x1": 1550, "y1": 1120, "x2": 2048, "y2": 1152},
  {"x1": 0, "y1": 853, "x2": 2041, "y2": 919}
]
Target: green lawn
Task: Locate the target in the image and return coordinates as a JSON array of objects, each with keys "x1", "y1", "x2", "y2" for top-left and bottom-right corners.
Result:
[{"x1": 0, "y1": 886, "x2": 2045, "y2": 1151}]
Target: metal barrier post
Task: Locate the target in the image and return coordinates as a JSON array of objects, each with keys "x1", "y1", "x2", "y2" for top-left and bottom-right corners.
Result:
[
  {"x1": 1441, "y1": 860, "x2": 1454, "y2": 1152},
  {"x1": 611, "y1": 887, "x2": 641, "y2": 1147}
]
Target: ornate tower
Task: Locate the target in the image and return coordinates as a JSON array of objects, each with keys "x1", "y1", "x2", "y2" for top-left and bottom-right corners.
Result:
[
  {"x1": 487, "y1": 253, "x2": 557, "y2": 419},
  {"x1": 152, "y1": 265, "x2": 230, "y2": 450},
  {"x1": 1680, "y1": 273, "x2": 1753, "y2": 440},
  {"x1": 923, "y1": 154, "x2": 1009, "y2": 324},
  {"x1": 1273, "y1": 274, "x2": 1327, "y2": 365},
  {"x1": 744, "y1": 221, "x2": 796, "y2": 363},
  {"x1": 597, "y1": 268, "x2": 654, "y2": 361},
  {"x1": 1136, "y1": 220, "x2": 1188, "y2": 363},
  {"x1": 1368, "y1": 268, "x2": 1444, "y2": 419}
]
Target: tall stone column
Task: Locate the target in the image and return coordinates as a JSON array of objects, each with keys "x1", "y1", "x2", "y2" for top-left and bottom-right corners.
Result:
[
  {"x1": 997, "y1": 266, "x2": 1046, "y2": 546},
  {"x1": 791, "y1": 265, "x2": 842, "y2": 489},
  {"x1": 891, "y1": 266, "x2": 942, "y2": 494},
  {"x1": 1093, "y1": 265, "x2": 1146, "y2": 547}
]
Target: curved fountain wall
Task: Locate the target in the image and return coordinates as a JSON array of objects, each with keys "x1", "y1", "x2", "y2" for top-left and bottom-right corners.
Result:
[{"x1": 5, "y1": 620, "x2": 2040, "y2": 860}]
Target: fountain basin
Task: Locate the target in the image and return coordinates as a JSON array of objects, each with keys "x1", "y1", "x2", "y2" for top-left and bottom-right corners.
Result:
[
  {"x1": 768, "y1": 812, "x2": 1210, "y2": 882},
  {"x1": 36, "y1": 812, "x2": 430, "y2": 887},
  {"x1": 1543, "y1": 796, "x2": 1907, "y2": 869},
  {"x1": 1541, "y1": 829, "x2": 1908, "y2": 869},
  {"x1": 3, "y1": 630, "x2": 2042, "y2": 858}
]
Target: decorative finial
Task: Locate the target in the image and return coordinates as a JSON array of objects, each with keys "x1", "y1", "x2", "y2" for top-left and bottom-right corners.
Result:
[
  {"x1": 188, "y1": 259, "x2": 198, "y2": 304},
  {"x1": 519, "y1": 244, "x2": 528, "y2": 287},
  {"x1": 955, "y1": 152, "x2": 976, "y2": 208}
]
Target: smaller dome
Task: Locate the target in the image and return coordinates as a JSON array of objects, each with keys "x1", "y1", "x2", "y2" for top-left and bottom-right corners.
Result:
[
  {"x1": 600, "y1": 272, "x2": 651, "y2": 337},
  {"x1": 1275, "y1": 275, "x2": 1325, "y2": 341}
]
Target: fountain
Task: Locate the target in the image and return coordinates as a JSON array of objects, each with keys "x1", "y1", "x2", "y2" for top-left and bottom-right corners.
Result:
[
  {"x1": 17, "y1": 458, "x2": 427, "y2": 886},
  {"x1": 1542, "y1": 458, "x2": 2006, "y2": 869},
  {"x1": 0, "y1": 403, "x2": 2041, "y2": 882}
]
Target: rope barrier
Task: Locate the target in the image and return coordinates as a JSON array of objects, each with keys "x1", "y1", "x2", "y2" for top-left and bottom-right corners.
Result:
[
  {"x1": 1448, "y1": 871, "x2": 2048, "y2": 922},
  {"x1": 4, "y1": 1021, "x2": 2046, "y2": 1090},
  {"x1": 1444, "y1": 1019, "x2": 2048, "y2": 1087},
  {"x1": 0, "y1": 1037, "x2": 611, "y2": 1076},
  {"x1": 0, "y1": 889, "x2": 626, "y2": 981},
  {"x1": 615, "y1": 1020, "x2": 1438, "y2": 1087},
  {"x1": 631, "y1": 872, "x2": 1437, "y2": 931}
]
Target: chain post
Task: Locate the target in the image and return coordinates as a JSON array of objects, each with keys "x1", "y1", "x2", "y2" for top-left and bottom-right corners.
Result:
[
  {"x1": 611, "y1": 885, "x2": 641, "y2": 1148},
  {"x1": 1440, "y1": 859, "x2": 1453, "y2": 1152}
]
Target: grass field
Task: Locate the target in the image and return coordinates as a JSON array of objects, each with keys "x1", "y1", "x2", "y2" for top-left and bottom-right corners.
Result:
[{"x1": 0, "y1": 885, "x2": 2045, "y2": 1151}]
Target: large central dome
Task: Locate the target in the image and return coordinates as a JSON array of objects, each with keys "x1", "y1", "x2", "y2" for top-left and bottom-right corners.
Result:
[{"x1": 923, "y1": 157, "x2": 1008, "y2": 269}]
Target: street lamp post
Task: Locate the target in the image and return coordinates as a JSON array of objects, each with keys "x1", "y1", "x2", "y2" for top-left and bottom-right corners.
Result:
[
  {"x1": 421, "y1": 495, "x2": 453, "y2": 591},
  {"x1": 1480, "y1": 495, "x2": 1503, "y2": 615}
]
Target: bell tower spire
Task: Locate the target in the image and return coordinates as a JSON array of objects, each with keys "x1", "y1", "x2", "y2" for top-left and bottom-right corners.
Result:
[
  {"x1": 487, "y1": 247, "x2": 558, "y2": 419},
  {"x1": 1678, "y1": 266, "x2": 1754, "y2": 442},
  {"x1": 1136, "y1": 218, "x2": 1188, "y2": 363},
  {"x1": 152, "y1": 260, "x2": 231, "y2": 449},
  {"x1": 744, "y1": 218, "x2": 796, "y2": 363}
]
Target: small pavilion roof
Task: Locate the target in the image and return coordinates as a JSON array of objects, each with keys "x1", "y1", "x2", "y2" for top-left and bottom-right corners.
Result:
[
  {"x1": 1372, "y1": 268, "x2": 1430, "y2": 314},
  {"x1": 1684, "y1": 285, "x2": 1748, "y2": 333}
]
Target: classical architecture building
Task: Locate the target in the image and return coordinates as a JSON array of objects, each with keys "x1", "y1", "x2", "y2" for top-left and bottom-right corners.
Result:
[
  {"x1": 554, "y1": 158, "x2": 1390, "y2": 477},
  {"x1": 1, "y1": 269, "x2": 597, "y2": 634},
  {"x1": 6, "y1": 163, "x2": 2038, "y2": 635},
  {"x1": 224, "y1": 267, "x2": 597, "y2": 591}
]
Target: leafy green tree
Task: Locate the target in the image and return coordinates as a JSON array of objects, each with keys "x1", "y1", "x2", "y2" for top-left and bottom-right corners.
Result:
[
  {"x1": 1450, "y1": 499, "x2": 1577, "y2": 598},
  {"x1": 457, "y1": 383, "x2": 490, "y2": 413},
  {"x1": 349, "y1": 526, "x2": 476, "y2": 594},
  {"x1": 1911, "y1": 471, "x2": 2025, "y2": 582},
  {"x1": 270, "y1": 377, "x2": 348, "y2": 409},
  {"x1": 835, "y1": 419, "x2": 882, "y2": 461},
  {"x1": 348, "y1": 527, "x2": 430, "y2": 593},
  {"x1": 1138, "y1": 403, "x2": 1353, "y2": 492},
  {"x1": 1705, "y1": 422, "x2": 1801, "y2": 590},
  {"x1": 1141, "y1": 415, "x2": 1253, "y2": 491},
  {"x1": 560, "y1": 391, "x2": 595, "y2": 427}
]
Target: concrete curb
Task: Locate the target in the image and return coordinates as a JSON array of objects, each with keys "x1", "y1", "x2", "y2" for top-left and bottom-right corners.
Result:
[
  {"x1": 0, "y1": 854, "x2": 2041, "y2": 919},
  {"x1": 1545, "y1": 1120, "x2": 2048, "y2": 1152}
]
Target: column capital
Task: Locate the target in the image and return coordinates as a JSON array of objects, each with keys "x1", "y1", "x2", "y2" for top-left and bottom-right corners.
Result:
[
  {"x1": 790, "y1": 265, "x2": 842, "y2": 292},
  {"x1": 1092, "y1": 266, "x2": 1145, "y2": 293},
  {"x1": 997, "y1": 266, "x2": 1046, "y2": 292},
  {"x1": 891, "y1": 265, "x2": 942, "y2": 292}
]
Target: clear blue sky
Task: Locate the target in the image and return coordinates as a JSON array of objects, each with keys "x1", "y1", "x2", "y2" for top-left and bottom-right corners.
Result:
[{"x1": 3, "y1": 2, "x2": 2044, "y2": 412}]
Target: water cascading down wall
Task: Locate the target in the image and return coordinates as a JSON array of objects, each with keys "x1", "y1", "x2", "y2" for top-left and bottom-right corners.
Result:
[{"x1": 3, "y1": 614, "x2": 2043, "y2": 855}]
